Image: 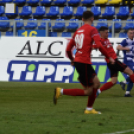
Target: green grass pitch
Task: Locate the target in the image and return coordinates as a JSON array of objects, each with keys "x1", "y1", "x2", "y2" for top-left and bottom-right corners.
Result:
[{"x1": 0, "y1": 82, "x2": 134, "y2": 134}]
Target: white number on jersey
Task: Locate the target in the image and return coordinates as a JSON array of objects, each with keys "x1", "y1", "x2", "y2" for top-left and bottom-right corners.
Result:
[{"x1": 75, "y1": 33, "x2": 84, "y2": 49}]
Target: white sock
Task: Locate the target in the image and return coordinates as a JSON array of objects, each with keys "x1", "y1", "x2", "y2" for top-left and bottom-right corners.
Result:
[
  {"x1": 60, "y1": 89, "x2": 63, "y2": 95},
  {"x1": 123, "y1": 80, "x2": 127, "y2": 84},
  {"x1": 86, "y1": 107, "x2": 93, "y2": 111},
  {"x1": 98, "y1": 89, "x2": 101, "y2": 94},
  {"x1": 125, "y1": 91, "x2": 130, "y2": 95}
]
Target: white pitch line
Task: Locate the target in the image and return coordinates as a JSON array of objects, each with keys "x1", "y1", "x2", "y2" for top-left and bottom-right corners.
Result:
[{"x1": 103, "y1": 129, "x2": 134, "y2": 134}]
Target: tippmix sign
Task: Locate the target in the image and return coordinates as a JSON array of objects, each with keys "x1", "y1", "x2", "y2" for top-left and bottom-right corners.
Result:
[{"x1": 0, "y1": 37, "x2": 126, "y2": 83}]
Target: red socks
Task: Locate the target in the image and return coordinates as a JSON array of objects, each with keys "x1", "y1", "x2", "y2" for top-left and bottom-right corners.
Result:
[
  {"x1": 87, "y1": 89, "x2": 97, "y2": 107},
  {"x1": 130, "y1": 74, "x2": 134, "y2": 83},
  {"x1": 100, "y1": 82, "x2": 114, "y2": 92},
  {"x1": 63, "y1": 89, "x2": 85, "y2": 96}
]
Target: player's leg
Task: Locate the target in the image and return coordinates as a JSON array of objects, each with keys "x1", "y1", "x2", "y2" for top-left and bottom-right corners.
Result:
[
  {"x1": 123, "y1": 67, "x2": 134, "y2": 82},
  {"x1": 53, "y1": 62, "x2": 96, "y2": 105},
  {"x1": 96, "y1": 77, "x2": 117, "y2": 97},
  {"x1": 125, "y1": 80, "x2": 133, "y2": 97},
  {"x1": 85, "y1": 75, "x2": 101, "y2": 114}
]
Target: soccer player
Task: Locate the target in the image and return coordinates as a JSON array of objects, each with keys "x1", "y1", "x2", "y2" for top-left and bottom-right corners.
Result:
[
  {"x1": 95, "y1": 27, "x2": 134, "y2": 97},
  {"x1": 117, "y1": 29, "x2": 134, "y2": 97},
  {"x1": 53, "y1": 11, "x2": 114, "y2": 114}
]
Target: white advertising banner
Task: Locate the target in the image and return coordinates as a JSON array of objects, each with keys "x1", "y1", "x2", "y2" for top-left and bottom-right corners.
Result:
[{"x1": 0, "y1": 37, "x2": 126, "y2": 83}]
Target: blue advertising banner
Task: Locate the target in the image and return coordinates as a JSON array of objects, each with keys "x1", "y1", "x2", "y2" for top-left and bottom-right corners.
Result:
[{"x1": 18, "y1": 30, "x2": 46, "y2": 37}]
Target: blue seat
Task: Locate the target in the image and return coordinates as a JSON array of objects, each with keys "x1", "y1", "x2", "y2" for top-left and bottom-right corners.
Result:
[
  {"x1": 61, "y1": 6, "x2": 73, "y2": 18},
  {"x1": 131, "y1": 9, "x2": 134, "y2": 17},
  {"x1": 49, "y1": 32, "x2": 57, "y2": 37},
  {"x1": 6, "y1": 6, "x2": 18, "y2": 18},
  {"x1": 38, "y1": 19, "x2": 51, "y2": 29},
  {"x1": 54, "y1": 0, "x2": 66, "y2": 5},
  {"x1": 91, "y1": 6, "x2": 101, "y2": 17},
  {"x1": 27, "y1": 0, "x2": 39, "y2": 4},
  {"x1": 81, "y1": 0, "x2": 94, "y2": 5},
  {"x1": 0, "y1": 17, "x2": 10, "y2": 30},
  {"x1": 66, "y1": 19, "x2": 79, "y2": 31},
  {"x1": 68, "y1": 0, "x2": 80, "y2": 5},
  {"x1": 117, "y1": 6, "x2": 129, "y2": 17},
  {"x1": 0, "y1": 6, "x2": 4, "y2": 16},
  {"x1": 19, "y1": 6, "x2": 32, "y2": 17},
  {"x1": 33, "y1": 6, "x2": 45, "y2": 17},
  {"x1": 96, "y1": 19, "x2": 108, "y2": 29},
  {"x1": 123, "y1": 19, "x2": 134, "y2": 30},
  {"x1": 13, "y1": 0, "x2": 26, "y2": 4},
  {"x1": 119, "y1": 32, "x2": 127, "y2": 38},
  {"x1": 0, "y1": 0, "x2": 12, "y2": 3},
  {"x1": 46, "y1": 6, "x2": 59, "y2": 17},
  {"x1": 74, "y1": 6, "x2": 87, "y2": 18},
  {"x1": 25, "y1": 19, "x2": 37, "y2": 29},
  {"x1": 40, "y1": 0, "x2": 52, "y2": 5},
  {"x1": 52, "y1": 19, "x2": 65, "y2": 31},
  {"x1": 109, "y1": 19, "x2": 122, "y2": 31},
  {"x1": 11, "y1": 18, "x2": 24, "y2": 29},
  {"x1": 108, "y1": 33, "x2": 112, "y2": 38},
  {"x1": 5, "y1": 31, "x2": 13, "y2": 36},
  {"x1": 62, "y1": 32, "x2": 71, "y2": 37},
  {"x1": 102, "y1": 6, "x2": 115, "y2": 17}
]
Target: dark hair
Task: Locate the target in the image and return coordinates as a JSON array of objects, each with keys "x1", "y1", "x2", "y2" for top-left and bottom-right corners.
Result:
[
  {"x1": 99, "y1": 26, "x2": 108, "y2": 32},
  {"x1": 127, "y1": 28, "x2": 134, "y2": 33},
  {"x1": 82, "y1": 11, "x2": 94, "y2": 20}
]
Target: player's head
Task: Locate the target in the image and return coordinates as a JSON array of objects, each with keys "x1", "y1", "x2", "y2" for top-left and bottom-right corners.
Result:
[
  {"x1": 127, "y1": 29, "x2": 134, "y2": 40},
  {"x1": 82, "y1": 11, "x2": 94, "y2": 24},
  {"x1": 99, "y1": 26, "x2": 109, "y2": 39}
]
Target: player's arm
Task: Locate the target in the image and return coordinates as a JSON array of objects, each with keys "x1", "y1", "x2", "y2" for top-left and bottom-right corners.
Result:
[
  {"x1": 66, "y1": 38, "x2": 75, "y2": 62},
  {"x1": 116, "y1": 39, "x2": 130, "y2": 51}
]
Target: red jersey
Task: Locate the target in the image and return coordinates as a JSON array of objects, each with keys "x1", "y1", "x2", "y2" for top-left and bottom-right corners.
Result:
[
  {"x1": 93, "y1": 38, "x2": 117, "y2": 63},
  {"x1": 66, "y1": 24, "x2": 110, "y2": 64}
]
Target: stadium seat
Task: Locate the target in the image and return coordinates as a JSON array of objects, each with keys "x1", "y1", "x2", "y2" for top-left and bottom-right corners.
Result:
[
  {"x1": 102, "y1": 6, "x2": 115, "y2": 18},
  {"x1": 0, "y1": 0, "x2": 12, "y2": 3},
  {"x1": 81, "y1": 0, "x2": 94, "y2": 5},
  {"x1": 11, "y1": 18, "x2": 24, "y2": 29},
  {"x1": 131, "y1": 9, "x2": 134, "y2": 18},
  {"x1": 123, "y1": 19, "x2": 134, "y2": 30},
  {"x1": 109, "y1": 19, "x2": 122, "y2": 31},
  {"x1": 40, "y1": 0, "x2": 52, "y2": 5},
  {"x1": 46, "y1": 6, "x2": 59, "y2": 18},
  {"x1": 0, "y1": 6, "x2": 4, "y2": 16},
  {"x1": 6, "y1": 6, "x2": 18, "y2": 18},
  {"x1": 19, "y1": 6, "x2": 32, "y2": 18},
  {"x1": 13, "y1": 0, "x2": 26, "y2": 4},
  {"x1": 33, "y1": 6, "x2": 45, "y2": 18},
  {"x1": 117, "y1": 6, "x2": 129, "y2": 18},
  {"x1": 91, "y1": 6, "x2": 101, "y2": 18},
  {"x1": 25, "y1": 19, "x2": 37, "y2": 29},
  {"x1": 38, "y1": 19, "x2": 51, "y2": 29},
  {"x1": 95, "y1": 0, "x2": 108, "y2": 4},
  {"x1": 60, "y1": 6, "x2": 73, "y2": 18},
  {"x1": 0, "y1": 17, "x2": 10, "y2": 31},
  {"x1": 96, "y1": 19, "x2": 108, "y2": 29},
  {"x1": 66, "y1": 19, "x2": 79, "y2": 32},
  {"x1": 52, "y1": 19, "x2": 65, "y2": 31},
  {"x1": 74, "y1": 6, "x2": 87, "y2": 18},
  {"x1": 27, "y1": 0, "x2": 39, "y2": 5},
  {"x1": 109, "y1": 0, "x2": 121, "y2": 4},
  {"x1": 108, "y1": 33, "x2": 112, "y2": 38},
  {"x1": 119, "y1": 32, "x2": 127, "y2": 38},
  {"x1": 53, "y1": 0, "x2": 67, "y2": 5},
  {"x1": 68, "y1": 0, "x2": 80, "y2": 6},
  {"x1": 62, "y1": 32, "x2": 71, "y2": 37},
  {"x1": 5, "y1": 31, "x2": 13, "y2": 36},
  {"x1": 49, "y1": 32, "x2": 57, "y2": 37}
]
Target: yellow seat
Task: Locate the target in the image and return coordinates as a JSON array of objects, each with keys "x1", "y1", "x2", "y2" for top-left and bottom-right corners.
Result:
[
  {"x1": 95, "y1": 0, "x2": 108, "y2": 4},
  {"x1": 125, "y1": 1, "x2": 134, "y2": 4},
  {"x1": 109, "y1": 0, "x2": 121, "y2": 4}
]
